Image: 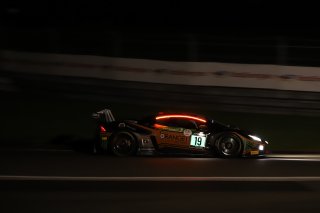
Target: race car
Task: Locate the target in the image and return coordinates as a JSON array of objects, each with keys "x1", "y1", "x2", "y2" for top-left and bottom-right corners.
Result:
[{"x1": 92, "y1": 109, "x2": 269, "y2": 158}]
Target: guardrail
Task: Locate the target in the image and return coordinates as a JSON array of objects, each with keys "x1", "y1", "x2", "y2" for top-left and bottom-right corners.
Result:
[
  {"x1": 2, "y1": 71, "x2": 320, "y2": 116},
  {"x1": 2, "y1": 50, "x2": 320, "y2": 92}
]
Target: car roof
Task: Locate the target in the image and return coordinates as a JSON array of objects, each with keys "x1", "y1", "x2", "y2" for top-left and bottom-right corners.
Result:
[{"x1": 155, "y1": 112, "x2": 207, "y2": 123}]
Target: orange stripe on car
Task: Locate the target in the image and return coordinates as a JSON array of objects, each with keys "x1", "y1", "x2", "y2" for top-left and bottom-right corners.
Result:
[{"x1": 155, "y1": 114, "x2": 207, "y2": 123}]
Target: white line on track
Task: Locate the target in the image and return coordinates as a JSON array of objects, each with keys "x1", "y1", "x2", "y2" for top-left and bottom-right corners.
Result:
[
  {"x1": 267, "y1": 154, "x2": 320, "y2": 159},
  {"x1": 1, "y1": 175, "x2": 320, "y2": 182}
]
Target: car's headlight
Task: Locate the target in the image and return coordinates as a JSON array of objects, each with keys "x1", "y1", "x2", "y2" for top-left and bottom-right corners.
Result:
[
  {"x1": 248, "y1": 135, "x2": 262, "y2": 142},
  {"x1": 259, "y1": 145, "x2": 264, "y2": 151}
]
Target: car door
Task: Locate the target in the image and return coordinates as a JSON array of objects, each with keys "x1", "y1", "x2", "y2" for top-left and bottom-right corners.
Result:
[
  {"x1": 189, "y1": 124, "x2": 209, "y2": 151},
  {"x1": 153, "y1": 117, "x2": 199, "y2": 151}
]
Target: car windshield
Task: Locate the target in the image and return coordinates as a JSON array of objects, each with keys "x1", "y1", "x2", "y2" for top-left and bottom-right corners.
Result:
[{"x1": 208, "y1": 118, "x2": 242, "y2": 130}]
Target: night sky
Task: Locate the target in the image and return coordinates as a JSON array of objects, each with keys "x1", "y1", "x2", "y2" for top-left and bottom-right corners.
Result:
[{"x1": 2, "y1": 1, "x2": 320, "y2": 36}]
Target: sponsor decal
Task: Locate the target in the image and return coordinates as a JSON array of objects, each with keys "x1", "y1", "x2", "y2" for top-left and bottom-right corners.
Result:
[
  {"x1": 165, "y1": 127, "x2": 184, "y2": 132},
  {"x1": 159, "y1": 131, "x2": 187, "y2": 144},
  {"x1": 183, "y1": 129, "x2": 192, "y2": 137},
  {"x1": 250, "y1": 150, "x2": 259, "y2": 155}
]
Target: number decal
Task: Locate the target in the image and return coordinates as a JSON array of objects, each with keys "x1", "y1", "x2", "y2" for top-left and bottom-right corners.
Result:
[
  {"x1": 194, "y1": 136, "x2": 202, "y2": 146},
  {"x1": 190, "y1": 135, "x2": 206, "y2": 148}
]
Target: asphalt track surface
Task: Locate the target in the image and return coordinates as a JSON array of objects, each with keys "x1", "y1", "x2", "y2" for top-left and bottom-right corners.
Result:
[{"x1": 1, "y1": 150, "x2": 320, "y2": 212}]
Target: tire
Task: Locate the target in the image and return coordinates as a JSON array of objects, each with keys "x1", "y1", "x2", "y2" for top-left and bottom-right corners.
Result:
[
  {"x1": 110, "y1": 132, "x2": 138, "y2": 157},
  {"x1": 215, "y1": 133, "x2": 243, "y2": 158}
]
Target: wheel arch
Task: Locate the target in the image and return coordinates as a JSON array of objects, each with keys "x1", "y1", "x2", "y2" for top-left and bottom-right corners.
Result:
[
  {"x1": 110, "y1": 130, "x2": 139, "y2": 156},
  {"x1": 213, "y1": 131, "x2": 245, "y2": 158}
]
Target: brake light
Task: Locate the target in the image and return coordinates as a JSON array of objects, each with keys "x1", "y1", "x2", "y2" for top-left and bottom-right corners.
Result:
[{"x1": 100, "y1": 126, "x2": 106, "y2": 132}]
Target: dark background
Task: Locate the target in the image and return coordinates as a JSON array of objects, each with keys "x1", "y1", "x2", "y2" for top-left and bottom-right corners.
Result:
[
  {"x1": 2, "y1": 1, "x2": 320, "y2": 65},
  {"x1": 1, "y1": 1, "x2": 320, "y2": 152},
  {"x1": 2, "y1": 1, "x2": 319, "y2": 32},
  {"x1": 2, "y1": 3, "x2": 320, "y2": 213}
]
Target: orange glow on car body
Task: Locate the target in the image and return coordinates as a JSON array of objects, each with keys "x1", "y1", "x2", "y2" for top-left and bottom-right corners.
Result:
[
  {"x1": 153, "y1": 123, "x2": 168, "y2": 129},
  {"x1": 155, "y1": 114, "x2": 207, "y2": 123}
]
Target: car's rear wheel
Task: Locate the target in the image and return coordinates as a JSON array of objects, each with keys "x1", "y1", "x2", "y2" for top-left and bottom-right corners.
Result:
[
  {"x1": 216, "y1": 133, "x2": 242, "y2": 158},
  {"x1": 111, "y1": 132, "x2": 137, "y2": 157}
]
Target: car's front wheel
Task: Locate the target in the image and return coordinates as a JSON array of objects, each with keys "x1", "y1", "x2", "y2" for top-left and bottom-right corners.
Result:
[
  {"x1": 215, "y1": 133, "x2": 243, "y2": 158},
  {"x1": 110, "y1": 132, "x2": 138, "y2": 157}
]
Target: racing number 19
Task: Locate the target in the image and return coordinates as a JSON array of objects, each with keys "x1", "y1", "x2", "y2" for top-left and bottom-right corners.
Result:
[
  {"x1": 191, "y1": 135, "x2": 206, "y2": 147},
  {"x1": 194, "y1": 136, "x2": 202, "y2": 146}
]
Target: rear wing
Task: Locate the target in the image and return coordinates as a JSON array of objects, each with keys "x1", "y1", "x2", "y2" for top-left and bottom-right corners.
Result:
[{"x1": 92, "y1": 109, "x2": 115, "y2": 123}]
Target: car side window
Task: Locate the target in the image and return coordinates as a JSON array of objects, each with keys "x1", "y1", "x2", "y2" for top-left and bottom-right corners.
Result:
[
  {"x1": 155, "y1": 118, "x2": 174, "y2": 127},
  {"x1": 156, "y1": 118, "x2": 198, "y2": 129}
]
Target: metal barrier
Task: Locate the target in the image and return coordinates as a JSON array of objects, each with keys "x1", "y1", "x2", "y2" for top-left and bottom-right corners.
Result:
[
  {"x1": 2, "y1": 29, "x2": 320, "y2": 116},
  {"x1": 2, "y1": 71, "x2": 320, "y2": 116}
]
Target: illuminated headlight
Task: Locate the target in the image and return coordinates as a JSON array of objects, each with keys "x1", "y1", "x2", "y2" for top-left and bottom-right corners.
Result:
[
  {"x1": 259, "y1": 145, "x2": 264, "y2": 151},
  {"x1": 248, "y1": 135, "x2": 262, "y2": 142}
]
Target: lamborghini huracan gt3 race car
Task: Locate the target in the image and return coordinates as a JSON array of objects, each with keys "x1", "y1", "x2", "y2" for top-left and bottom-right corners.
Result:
[{"x1": 92, "y1": 109, "x2": 269, "y2": 158}]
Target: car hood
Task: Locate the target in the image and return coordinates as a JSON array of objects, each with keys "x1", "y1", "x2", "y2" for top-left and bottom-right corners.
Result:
[{"x1": 209, "y1": 120, "x2": 257, "y2": 139}]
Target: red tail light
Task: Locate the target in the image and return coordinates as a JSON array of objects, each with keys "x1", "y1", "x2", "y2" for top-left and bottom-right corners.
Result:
[{"x1": 100, "y1": 126, "x2": 106, "y2": 132}]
